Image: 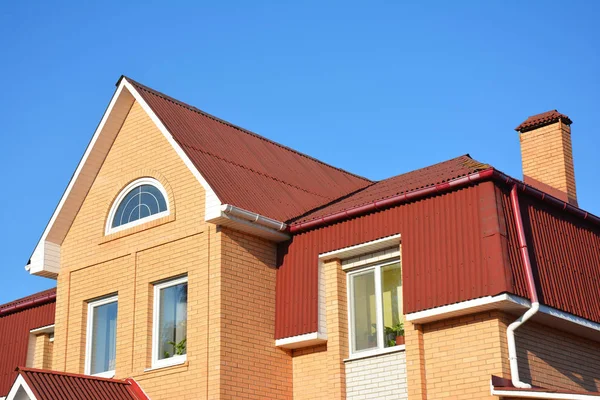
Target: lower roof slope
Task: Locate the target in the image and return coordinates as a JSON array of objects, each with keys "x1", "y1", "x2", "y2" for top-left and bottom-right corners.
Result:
[
  {"x1": 292, "y1": 155, "x2": 490, "y2": 224},
  {"x1": 127, "y1": 78, "x2": 372, "y2": 222},
  {"x1": 13, "y1": 368, "x2": 148, "y2": 400}
]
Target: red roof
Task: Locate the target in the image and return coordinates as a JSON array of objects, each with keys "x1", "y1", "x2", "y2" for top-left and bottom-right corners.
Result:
[
  {"x1": 0, "y1": 290, "x2": 56, "y2": 397},
  {"x1": 126, "y1": 77, "x2": 372, "y2": 222},
  {"x1": 515, "y1": 109, "x2": 572, "y2": 132},
  {"x1": 14, "y1": 367, "x2": 148, "y2": 400},
  {"x1": 292, "y1": 155, "x2": 490, "y2": 225}
]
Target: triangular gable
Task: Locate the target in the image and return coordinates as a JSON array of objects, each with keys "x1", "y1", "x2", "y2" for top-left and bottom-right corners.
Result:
[
  {"x1": 6, "y1": 368, "x2": 149, "y2": 400},
  {"x1": 26, "y1": 77, "x2": 222, "y2": 278}
]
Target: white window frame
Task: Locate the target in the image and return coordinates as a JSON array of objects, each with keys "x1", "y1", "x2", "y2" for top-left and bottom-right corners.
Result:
[
  {"x1": 152, "y1": 276, "x2": 188, "y2": 369},
  {"x1": 346, "y1": 257, "x2": 403, "y2": 359},
  {"x1": 105, "y1": 177, "x2": 170, "y2": 235},
  {"x1": 85, "y1": 295, "x2": 118, "y2": 378}
]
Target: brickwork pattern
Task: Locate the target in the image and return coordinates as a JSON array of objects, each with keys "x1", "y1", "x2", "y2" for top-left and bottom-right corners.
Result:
[
  {"x1": 218, "y1": 228, "x2": 292, "y2": 399},
  {"x1": 32, "y1": 334, "x2": 53, "y2": 370},
  {"x1": 52, "y1": 101, "x2": 292, "y2": 399},
  {"x1": 520, "y1": 121, "x2": 577, "y2": 204},
  {"x1": 346, "y1": 351, "x2": 407, "y2": 399},
  {"x1": 292, "y1": 345, "x2": 329, "y2": 399},
  {"x1": 498, "y1": 314, "x2": 600, "y2": 393},
  {"x1": 405, "y1": 321, "x2": 427, "y2": 400},
  {"x1": 422, "y1": 312, "x2": 507, "y2": 399}
]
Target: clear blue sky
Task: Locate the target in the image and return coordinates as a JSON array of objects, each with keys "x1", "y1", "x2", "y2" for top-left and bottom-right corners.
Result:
[{"x1": 1, "y1": 1, "x2": 599, "y2": 303}]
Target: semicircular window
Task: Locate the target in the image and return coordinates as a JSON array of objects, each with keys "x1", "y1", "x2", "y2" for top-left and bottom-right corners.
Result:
[{"x1": 109, "y1": 179, "x2": 168, "y2": 232}]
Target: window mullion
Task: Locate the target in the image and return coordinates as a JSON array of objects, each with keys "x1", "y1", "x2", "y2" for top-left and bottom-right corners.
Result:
[{"x1": 374, "y1": 265, "x2": 384, "y2": 350}]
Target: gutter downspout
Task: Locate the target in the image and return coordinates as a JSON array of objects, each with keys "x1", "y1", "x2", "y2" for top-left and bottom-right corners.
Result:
[{"x1": 507, "y1": 184, "x2": 540, "y2": 389}]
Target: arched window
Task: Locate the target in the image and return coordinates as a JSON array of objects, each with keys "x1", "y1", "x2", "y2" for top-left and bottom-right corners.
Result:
[{"x1": 106, "y1": 178, "x2": 169, "y2": 234}]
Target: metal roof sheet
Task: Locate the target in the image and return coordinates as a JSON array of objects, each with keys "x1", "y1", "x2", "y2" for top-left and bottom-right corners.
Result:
[
  {"x1": 127, "y1": 78, "x2": 372, "y2": 222},
  {"x1": 291, "y1": 155, "x2": 490, "y2": 224},
  {"x1": 16, "y1": 368, "x2": 148, "y2": 400},
  {"x1": 0, "y1": 290, "x2": 56, "y2": 397}
]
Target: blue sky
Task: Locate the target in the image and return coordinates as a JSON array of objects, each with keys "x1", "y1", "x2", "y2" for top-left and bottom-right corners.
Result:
[{"x1": 1, "y1": 1, "x2": 599, "y2": 303}]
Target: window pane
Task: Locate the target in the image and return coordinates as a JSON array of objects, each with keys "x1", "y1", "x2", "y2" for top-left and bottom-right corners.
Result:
[
  {"x1": 111, "y1": 183, "x2": 168, "y2": 229},
  {"x1": 158, "y1": 282, "x2": 188, "y2": 360},
  {"x1": 90, "y1": 301, "x2": 118, "y2": 374},
  {"x1": 381, "y1": 262, "x2": 403, "y2": 348},
  {"x1": 351, "y1": 271, "x2": 377, "y2": 352}
]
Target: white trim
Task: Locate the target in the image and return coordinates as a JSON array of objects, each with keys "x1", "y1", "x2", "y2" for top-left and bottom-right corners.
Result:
[
  {"x1": 344, "y1": 344, "x2": 405, "y2": 362},
  {"x1": 29, "y1": 324, "x2": 55, "y2": 335},
  {"x1": 319, "y1": 234, "x2": 401, "y2": 262},
  {"x1": 121, "y1": 80, "x2": 222, "y2": 220},
  {"x1": 152, "y1": 276, "x2": 188, "y2": 369},
  {"x1": 346, "y1": 258, "x2": 403, "y2": 358},
  {"x1": 275, "y1": 332, "x2": 328, "y2": 349},
  {"x1": 85, "y1": 295, "x2": 118, "y2": 378},
  {"x1": 406, "y1": 293, "x2": 600, "y2": 341},
  {"x1": 105, "y1": 177, "x2": 170, "y2": 235},
  {"x1": 491, "y1": 382, "x2": 600, "y2": 399},
  {"x1": 6, "y1": 374, "x2": 38, "y2": 400}
]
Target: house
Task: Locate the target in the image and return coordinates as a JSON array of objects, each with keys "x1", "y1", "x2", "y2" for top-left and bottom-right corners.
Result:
[{"x1": 3, "y1": 76, "x2": 599, "y2": 399}]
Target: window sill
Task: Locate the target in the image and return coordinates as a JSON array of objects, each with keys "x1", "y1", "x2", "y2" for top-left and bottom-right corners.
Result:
[
  {"x1": 90, "y1": 370, "x2": 115, "y2": 379},
  {"x1": 144, "y1": 357, "x2": 187, "y2": 373},
  {"x1": 100, "y1": 214, "x2": 175, "y2": 244},
  {"x1": 344, "y1": 344, "x2": 405, "y2": 362}
]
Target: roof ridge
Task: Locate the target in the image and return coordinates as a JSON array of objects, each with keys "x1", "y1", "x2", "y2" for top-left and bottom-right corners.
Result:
[
  {"x1": 178, "y1": 142, "x2": 334, "y2": 200},
  {"x1": 122, "y1": 76, "x2": 372, "y2": 183},
  {"x1": 17, "y1": 367, "x2": 132, "y2": 385},
  {"x1": 291, "y1": 154, "x2": 489, "y2": 225},
  {"x1": 288, "y1": 155, "x2": 477, "y2": 223}
]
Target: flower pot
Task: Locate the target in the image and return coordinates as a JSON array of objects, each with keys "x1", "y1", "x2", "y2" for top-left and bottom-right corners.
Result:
[{"x1": 395, "y1": 335, "x2": 405, "y2": 345}]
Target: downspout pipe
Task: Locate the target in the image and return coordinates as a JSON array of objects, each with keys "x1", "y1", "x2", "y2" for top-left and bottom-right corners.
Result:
[
  {"x1": 220, "y1": 204, "x2": 287, "y2": 232},
  {"x1": 507, "y1": 184, "x2": 540, "y2": 389}
]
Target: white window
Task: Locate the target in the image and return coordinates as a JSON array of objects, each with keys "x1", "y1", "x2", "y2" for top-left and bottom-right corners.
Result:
[
  {"x1": 106, "y1": 177, "x2": 169, "y2": 235},
  {"x1": 347, "y1": 259, "x2": 403, "y2": 357},
  {"x1": 152, "y1": 276, "x2": 188, "y2": 368},
  {"x1": 85, "y1": 295, "x2": 118, "y2": 377}
]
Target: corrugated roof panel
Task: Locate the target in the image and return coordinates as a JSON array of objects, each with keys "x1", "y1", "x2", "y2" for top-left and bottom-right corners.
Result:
[
  {"x1": 276, "y1": 183, "x2": 511, "y2": 338},
  {"x1": 17, "y1": 367, "x2": 147, "y2": 400},
  {"x1": 292, "y1": 155, "x2": 490, "y2": 224},
  {"x1": 501, "y1": 188, "x2": 600, "y2": 323},
  {"x1": 128, "y1": 78, "x2": 372, "y2": 222},
  {"x1": 0, "y1": 290, "x2": 56, "y2": 397}
]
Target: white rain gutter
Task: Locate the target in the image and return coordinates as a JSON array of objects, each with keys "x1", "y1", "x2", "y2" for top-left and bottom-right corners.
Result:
[
  {"x1": 507, "y1": 185, "x2": 540, "y2": 389},
  {"x1": 220, "y1": 204, "x2": 287, "y2": 232}
]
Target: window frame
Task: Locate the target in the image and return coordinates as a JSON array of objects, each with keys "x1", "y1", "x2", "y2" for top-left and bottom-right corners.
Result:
[
  {"x1": 346, "y1": 257, "x2": 403, "y2": 359},
  {"x1": 105, "y1": 177, "x2": 170, "y2": 235},
  {"x1": 85, "y1": 295, "x2": 118, "y2": 378},
  {"x1": 152, "y1": 276, "x2": 188, "y2": 369}
]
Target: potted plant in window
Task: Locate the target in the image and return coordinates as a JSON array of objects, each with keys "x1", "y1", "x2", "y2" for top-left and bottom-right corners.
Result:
[{"x1": 384, "y1": 322, "x2": 405, "y2": 346}]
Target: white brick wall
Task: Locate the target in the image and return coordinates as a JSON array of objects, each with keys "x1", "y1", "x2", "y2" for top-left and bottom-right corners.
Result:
[{"x1": 345, "y1": 351, "x2": 407, "y2": 400}]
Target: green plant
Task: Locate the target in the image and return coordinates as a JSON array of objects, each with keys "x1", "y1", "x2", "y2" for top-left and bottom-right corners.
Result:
[
  {"x1": 384, "y1": 322, "x2": 404, "y2": 347},
  {"x1": 163, "y1": 338, "x2": 187, "y2": 358}
]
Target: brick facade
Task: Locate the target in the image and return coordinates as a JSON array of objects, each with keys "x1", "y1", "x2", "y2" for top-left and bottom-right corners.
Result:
[
  {"x1": 345, "y1": 351, "x2": 407, "y2": 399},
  {"x1": 52, "y1": 101, "x2": 292, "y2": 399}
]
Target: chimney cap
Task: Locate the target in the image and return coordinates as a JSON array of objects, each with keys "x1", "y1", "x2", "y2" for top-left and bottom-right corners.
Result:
[{"x1": 515, "y1": 110, "x2": 572, "y2": 132}]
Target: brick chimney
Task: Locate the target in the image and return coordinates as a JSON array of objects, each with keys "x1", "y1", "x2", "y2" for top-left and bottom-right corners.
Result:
[{"x1": 515, "y1": 110, "x2": 577, "y2": 206}]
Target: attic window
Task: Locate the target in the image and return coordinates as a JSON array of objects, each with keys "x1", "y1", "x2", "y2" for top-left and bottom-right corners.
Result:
[{"x1": 106, "y1": 178, "x2": 169, "y2": 234}]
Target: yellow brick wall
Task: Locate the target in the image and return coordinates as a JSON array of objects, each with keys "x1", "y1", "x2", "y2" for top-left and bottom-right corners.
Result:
[
  {"x1": 218, "y1": 227, "x2": 292, "y2": 399},
  {"x1": 498, "y1": 314, "x2": 600, "y2": 393},
  {"x1": 292, "y1": 345, "x2": 329, "y2": 399},
  {"x1": 32, "y1": 334, "x2": 53, "y2": 370},
  {"x1": 421, "y1": 312, "x2": 508, "y2": 399},
  {"x1": 290, "y1": 258, "x2": 348, "y2": 400},
  {"x1": 520, "y1": 121, "x2": 577, "y2": 204},
  {"x1": 53, "y1": 100, "x2": 292, "y2": 399}
]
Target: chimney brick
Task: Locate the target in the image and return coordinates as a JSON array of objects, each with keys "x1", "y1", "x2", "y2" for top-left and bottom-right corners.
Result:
[{"x1": 515, "y1": 110, "x2": 578, "y2": 206}]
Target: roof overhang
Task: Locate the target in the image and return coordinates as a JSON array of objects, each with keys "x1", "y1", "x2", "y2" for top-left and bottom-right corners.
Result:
[
  {"x1": 26, "y1": 77, "x2": 290, "y2": 278},
  {"x1": 406, "y1": 293, "x2": 600, "y2": 343}
]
